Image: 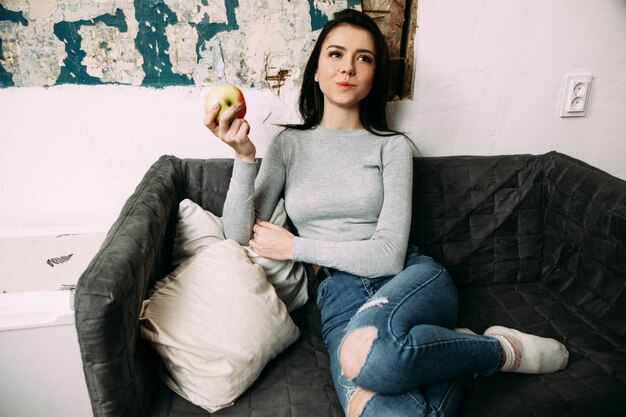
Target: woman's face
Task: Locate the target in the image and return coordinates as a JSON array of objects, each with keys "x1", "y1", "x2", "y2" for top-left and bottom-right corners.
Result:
[{"x1": 315, "y1": 24, "x2": 376, "y2": 113}]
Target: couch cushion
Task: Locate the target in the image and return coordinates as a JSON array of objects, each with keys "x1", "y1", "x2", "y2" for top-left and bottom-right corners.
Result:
[{"x1": 457, "y1": 282, "x2": 626, "y2": 417}]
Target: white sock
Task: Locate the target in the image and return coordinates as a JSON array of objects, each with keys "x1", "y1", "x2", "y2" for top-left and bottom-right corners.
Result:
[
  {"x1": 485, "y1": 326, "x2": 569, "y2": 374},
  {"x1": 455, "y1": 327, "x2": 477, "y2": 335}
]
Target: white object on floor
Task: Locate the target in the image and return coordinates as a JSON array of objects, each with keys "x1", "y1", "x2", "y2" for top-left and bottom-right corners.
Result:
[
  {"x1": 0, "y1": 290, "x2": 93, "y2": 417},
  {"x1": 0, "y1": 228, "x2": 106, "y2": 416},
  {"x1": 0, "y1": 232, "x2": 107, "y2": 293}
]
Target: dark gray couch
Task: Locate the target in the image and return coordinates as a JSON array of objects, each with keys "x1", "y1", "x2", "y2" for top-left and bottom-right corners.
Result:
[{"x1": 75, "y1": 152, "x2": 626, "y2": 417}]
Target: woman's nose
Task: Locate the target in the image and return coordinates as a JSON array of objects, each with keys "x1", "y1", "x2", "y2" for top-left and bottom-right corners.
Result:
[{"x1": 342, "y1": 61, "x2": 355, "y2": 75}]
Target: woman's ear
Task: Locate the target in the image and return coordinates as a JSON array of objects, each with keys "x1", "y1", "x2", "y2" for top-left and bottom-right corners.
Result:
[{"x1": 314, "y1": 72, "x2": 319, "y2": 82}]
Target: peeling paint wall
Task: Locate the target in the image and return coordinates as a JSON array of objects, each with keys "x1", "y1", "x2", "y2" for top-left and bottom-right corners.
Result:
[{"x1": 0, "y1": 0, "x2": 360, "y2": 90}]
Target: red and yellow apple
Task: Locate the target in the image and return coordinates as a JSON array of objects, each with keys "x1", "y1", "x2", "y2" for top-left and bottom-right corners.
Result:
[{"x1": 204, "y1": 82, "x2": 247, "y2": 121}]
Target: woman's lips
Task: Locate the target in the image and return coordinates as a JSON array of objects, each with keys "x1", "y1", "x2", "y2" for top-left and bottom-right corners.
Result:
[{"x1": 337, "y1": 82, "x2": 355, "y2": 89}]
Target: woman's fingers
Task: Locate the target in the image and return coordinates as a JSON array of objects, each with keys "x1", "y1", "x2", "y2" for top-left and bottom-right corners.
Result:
[
  {"x1": 250, "y1": 221, "x2": 293, "y2": 260},
  {"x1": 253, "y1": 221, "x2": 294, "y2": 240},
  {"x1": 230, "y1": 118, "x2": 249, "y2": 141},
  {"x1": 217, "y1": 104, "x2": 244, "y2": 133},
  {"x1": 204, "y1": 103, "x2": 245, "y2": 138},
  {"x1": 203, "y1": 102, "x2": 221, "y2": 133},
  {"x1": 255, "y1": 220, "x2": 281, "y2": 230},
  {"x1": 204, "y1": 104, "x2": 255, "y2": 161}
]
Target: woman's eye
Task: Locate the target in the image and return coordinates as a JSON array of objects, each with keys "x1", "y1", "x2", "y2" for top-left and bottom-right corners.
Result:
[
  {"x1": 329, "y1": 50, "x2": 342, "y2": 58},
  {"x1": 358, "y1": 55, "x2": 374, "y2": 63}
]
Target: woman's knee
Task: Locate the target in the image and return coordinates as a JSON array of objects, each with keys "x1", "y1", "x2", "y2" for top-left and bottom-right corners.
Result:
[
  {"x1": 339, "y1": 326, "x2": 378, "y2": 380},
  {"x1": 346, "y1": 387, "x2": 375, "y2": 417}
]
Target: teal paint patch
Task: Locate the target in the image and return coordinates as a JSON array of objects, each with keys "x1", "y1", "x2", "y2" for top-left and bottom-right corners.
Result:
[
  {"x1": 308, "y1": 1, "x2": 362, "y2": 31},
  {"x1": 0, "y1": 39, "x2": 13, "y2": 87},
  {"x1": 0, "y1": 4, "x2": 28, "y2": 26},
  {"x1": 1, "y1": 1, "x2": 362, "y2": 88},
  {"x1": 0, "y1": 4, "x2": 28, "y2": 87},
  {"x1": 54, "y1": 8, "x2": 127, "y2": 85},
  {"x1": 0, "y1": 37, "x2": 13, "y2": 87},
  {"x1": 347, "y1": 0, "x2": 362, "y2": 10},
  {"x1": 308, "y1": 0, "x2": 327, "y2": 31},
  {"x1": 134, "y1": 0, "x2": 193, "y2": 87},
  {"x1": 193, "y1": 0, "x2": 239, "y2": 59}
]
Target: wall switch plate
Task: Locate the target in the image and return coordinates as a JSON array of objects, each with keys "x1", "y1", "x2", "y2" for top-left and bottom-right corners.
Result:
[{"x1": 560, "y1": 74, "x2": 592, "y2": 117}]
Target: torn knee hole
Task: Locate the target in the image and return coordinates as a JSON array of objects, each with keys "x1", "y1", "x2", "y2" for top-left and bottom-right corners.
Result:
[
  {"x1": 339, "y1": 326, "x2": 378, "y2": 380},
  {"x1": 347, "y1": 387, "x2": 375, "y2": 417}
]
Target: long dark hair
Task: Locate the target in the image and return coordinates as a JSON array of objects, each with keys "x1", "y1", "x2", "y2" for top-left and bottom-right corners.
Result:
[{"x1": 284, "y1": 9, "x2": 402, "y2": 137}]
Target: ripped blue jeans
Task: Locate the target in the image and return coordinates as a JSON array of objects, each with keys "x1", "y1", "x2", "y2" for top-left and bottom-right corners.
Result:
[{"x1": 316, "y1": 246, "x2": 502, "y2": 417}]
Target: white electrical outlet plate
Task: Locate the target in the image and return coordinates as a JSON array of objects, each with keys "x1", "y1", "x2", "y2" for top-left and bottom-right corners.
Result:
[{"x1": 560, "y1": 74, "x2": 592, "y2": 117}]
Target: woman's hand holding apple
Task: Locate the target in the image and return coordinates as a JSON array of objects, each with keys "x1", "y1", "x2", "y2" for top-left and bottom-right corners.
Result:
[{"x1": 203, "y1": 84, "x2": 256, "y2": 163}]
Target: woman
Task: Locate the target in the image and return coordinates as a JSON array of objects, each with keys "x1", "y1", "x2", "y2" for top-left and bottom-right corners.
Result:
[{"x1": 205, "y1": 9, "x2": 569, "y2": 417}]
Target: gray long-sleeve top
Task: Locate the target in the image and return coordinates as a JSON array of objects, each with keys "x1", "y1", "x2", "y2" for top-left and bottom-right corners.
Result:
[{"x1": 222, "y1": 126, "x2": 414, "y2": 278}]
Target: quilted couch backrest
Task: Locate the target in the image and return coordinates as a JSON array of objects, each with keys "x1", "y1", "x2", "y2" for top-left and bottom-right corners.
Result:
[
  {"x1": 181, "y1": 155, "x2": 548, "y2": 290},
  {"x1": 182, "y1": 158, "x2": 237, "y2": 217},
  {"x1": 540, "y1": 152, "x2": 626, "y2": 339},
  {"x1": 410, "y1": 154, "x2": 545, "y2": 288}
]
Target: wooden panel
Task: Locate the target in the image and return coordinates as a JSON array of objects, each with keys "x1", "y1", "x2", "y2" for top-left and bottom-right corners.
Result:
[{"x1": 362, "y1": 0, "x2": 417, "y2": 99}]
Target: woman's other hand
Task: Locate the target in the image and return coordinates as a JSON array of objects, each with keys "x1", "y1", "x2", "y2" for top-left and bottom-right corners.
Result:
[
  {"x1": 249, "y1": 220, "x2": 294, "y2": 260},
  {"x1": 204, "y1": 102, "x2": 256, "y2": 162}
]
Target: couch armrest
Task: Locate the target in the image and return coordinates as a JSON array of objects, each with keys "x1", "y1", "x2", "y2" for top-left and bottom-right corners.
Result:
[
  {"x1": 74, "y1": 155, "x2": 184, "y2": 417},
  {"x1": 541, "y1": 152, "x2": 626, "y2": 338}
]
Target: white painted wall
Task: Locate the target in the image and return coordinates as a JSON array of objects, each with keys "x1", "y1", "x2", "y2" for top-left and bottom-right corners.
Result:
[
  {"x1": 391, "y1": 0, "x2": 626, "y2": 169},
  {"x1": 1, "y1": 0, "x2": 625, "y2": 236},
  {"x1": 0, "y1": 85, "x2": 301, "y2": 236}
]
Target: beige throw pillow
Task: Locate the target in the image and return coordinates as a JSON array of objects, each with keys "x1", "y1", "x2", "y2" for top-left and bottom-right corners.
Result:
[
  {"x1": 139, "y1": 239, "x2": 300, "y2": 413},
  {"x1": 172, "y1": 198, "x2": 308, "y2": 312}
]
